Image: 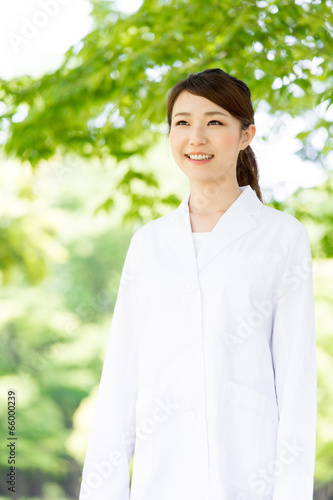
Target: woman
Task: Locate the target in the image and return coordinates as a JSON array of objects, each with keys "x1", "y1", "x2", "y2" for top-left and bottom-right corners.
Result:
[{"x1": 78, "y1": 68, "x2": 317, "y2": 500}]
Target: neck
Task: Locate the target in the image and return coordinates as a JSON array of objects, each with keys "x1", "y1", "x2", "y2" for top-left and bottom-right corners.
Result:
[{"x1": 188, "y1": 181, "x2": 242, "y2": 215}]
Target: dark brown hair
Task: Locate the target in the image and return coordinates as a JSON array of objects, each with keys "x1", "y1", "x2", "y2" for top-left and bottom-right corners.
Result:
[{"x1": 166, "y1": 68, "x2": 263, "y2": 203}]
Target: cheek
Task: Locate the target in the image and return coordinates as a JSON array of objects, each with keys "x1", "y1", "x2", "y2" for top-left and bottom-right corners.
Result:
[
  {"x1": 220, "y1": 133, "x2": 240, "y2": 148},
  {"x1": 169, "y1": 131, "x2": 182, "y2": 152}
]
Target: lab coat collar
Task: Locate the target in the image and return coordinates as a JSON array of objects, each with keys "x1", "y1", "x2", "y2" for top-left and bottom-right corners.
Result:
[{"x1": 166, "y1": 185, "x2": 264, "y2": 274}]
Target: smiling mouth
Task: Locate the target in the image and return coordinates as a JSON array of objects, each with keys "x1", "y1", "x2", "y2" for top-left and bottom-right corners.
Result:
[{"x1": 185, "y1": 154, "x2": 214, "y2": 163}]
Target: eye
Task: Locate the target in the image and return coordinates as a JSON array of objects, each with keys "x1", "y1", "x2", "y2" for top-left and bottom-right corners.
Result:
[{"x1": 174, "y1": 120, "x2": 223, "y2": 126}]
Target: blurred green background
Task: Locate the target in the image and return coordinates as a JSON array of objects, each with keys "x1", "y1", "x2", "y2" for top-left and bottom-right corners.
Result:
[{"x1": 0, "y1": 0, "x2": 332, "y2": 498}]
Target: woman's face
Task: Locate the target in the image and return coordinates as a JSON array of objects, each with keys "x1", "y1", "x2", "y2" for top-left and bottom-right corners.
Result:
[{"x1": 169, "y1": 91, "x2": 255, "y2": 185}]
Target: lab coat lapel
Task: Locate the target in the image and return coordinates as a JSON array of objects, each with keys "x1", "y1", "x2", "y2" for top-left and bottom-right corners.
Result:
[
  {"x1": 165, "y1": 192, "x2": 199, "y2": 276},
  {"x1": 196, "y1": 185, "x2": 263, "y2": 272},
  {"x1": 166, "y1": 185, "x2": 263, "y2": 274}
]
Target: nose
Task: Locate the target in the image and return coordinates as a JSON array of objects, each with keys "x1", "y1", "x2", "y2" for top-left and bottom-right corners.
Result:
[{"x1": 189, "y1": 128, "x2": 208, "y2": 146}]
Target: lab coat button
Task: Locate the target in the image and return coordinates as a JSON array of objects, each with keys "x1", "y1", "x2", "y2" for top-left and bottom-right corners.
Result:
[
  {"x1": 186, "y1": 410, "x2": 196, "y2": 421},
  {"x1": 184, "y1": 280, "x2": 197, "y2": 292},
  {"x1": 186, "y1": 346, "x2": 195, "y2": 356}
]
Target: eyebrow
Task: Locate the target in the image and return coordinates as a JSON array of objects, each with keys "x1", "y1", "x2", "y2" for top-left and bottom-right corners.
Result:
[{"x1": 173, "y1": 111, "x2": 229, "y2": 118}]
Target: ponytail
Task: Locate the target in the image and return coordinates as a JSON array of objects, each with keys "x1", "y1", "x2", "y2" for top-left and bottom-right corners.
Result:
[{"x1": 237, "y1": 145, "x2": 264, "y2": 203}]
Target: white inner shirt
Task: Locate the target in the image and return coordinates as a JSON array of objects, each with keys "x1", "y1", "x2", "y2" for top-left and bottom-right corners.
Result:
[{"x1": 192, "y1": 232, "x2": 210, "y2": 257}]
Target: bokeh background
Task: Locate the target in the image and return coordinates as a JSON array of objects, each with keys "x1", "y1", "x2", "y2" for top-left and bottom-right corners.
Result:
[{"x1": 0, "y1": 0, "x2": 332, "y2": 498}]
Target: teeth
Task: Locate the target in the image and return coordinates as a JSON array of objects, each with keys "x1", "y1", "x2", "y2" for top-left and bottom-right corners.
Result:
[{"x1": 188, "y1": 154, "x2": 213, "y2": 160}]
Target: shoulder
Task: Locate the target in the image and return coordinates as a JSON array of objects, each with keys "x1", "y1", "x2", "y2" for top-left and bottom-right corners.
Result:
[
  {"x1": 131, "y1": 212, "x2": 173, "y2": 242},
  {"x1": 258, "y1": 203, "x2": 312, "y2": 267},
  {"x1": 260, "y1": 203, "x2": 308, "y2": 239},
  {"x1": 125, "y1": 213, "x2": 173, "y2": 272}
]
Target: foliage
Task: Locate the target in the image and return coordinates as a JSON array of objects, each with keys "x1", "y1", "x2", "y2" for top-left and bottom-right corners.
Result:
[
  {"x1": 312, "y1": 259, "x2": 333, "y2": 483},
  {"x1": 0, "y1": 1, "x2": 333, "y2": 496},
  {"x1": 267, "y1": 169, "x2": 333, "y2": 258},
  {"x1": 0, "y1": 0, "x2": 332, "y2": 218},
  {"x1": 0, "y1": 159, "x2": 70, "y2": 285},
  {"x1": 0, "y1": 208, "x2": 134, "y2": 496}
]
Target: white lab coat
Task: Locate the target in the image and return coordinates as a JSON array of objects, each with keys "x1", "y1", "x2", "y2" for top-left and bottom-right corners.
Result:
[{"x1": 79, "y1": 185, "x2": 317, "y2": 500}]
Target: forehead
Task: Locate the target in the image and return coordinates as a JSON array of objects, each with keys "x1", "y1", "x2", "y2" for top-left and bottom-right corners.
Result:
[{"x1": 172, "y1": 91, "x2": 230, "y2": 117}]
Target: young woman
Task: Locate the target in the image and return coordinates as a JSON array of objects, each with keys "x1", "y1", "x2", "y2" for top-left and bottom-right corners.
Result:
[{"x1": 79, "y1": 68, "x2": 317, "y2": 500}]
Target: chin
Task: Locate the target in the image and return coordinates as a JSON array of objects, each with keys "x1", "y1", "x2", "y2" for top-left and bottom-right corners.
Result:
[{"x1": 186, "y1": 172, "x2": 217, "y2": 183}]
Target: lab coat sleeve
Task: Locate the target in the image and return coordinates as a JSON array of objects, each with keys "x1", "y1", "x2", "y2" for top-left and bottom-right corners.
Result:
[
  {"x1": 271, "y1": 224, "x2": 317, "y2": 500},
  {"x1": 79, "y1": 235, "x2": 140, "y2": 500}
]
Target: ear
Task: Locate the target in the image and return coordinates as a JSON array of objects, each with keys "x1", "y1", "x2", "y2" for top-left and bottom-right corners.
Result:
[{"x1": 240, "y1": 124, "x2": 256, "y2": 150}]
